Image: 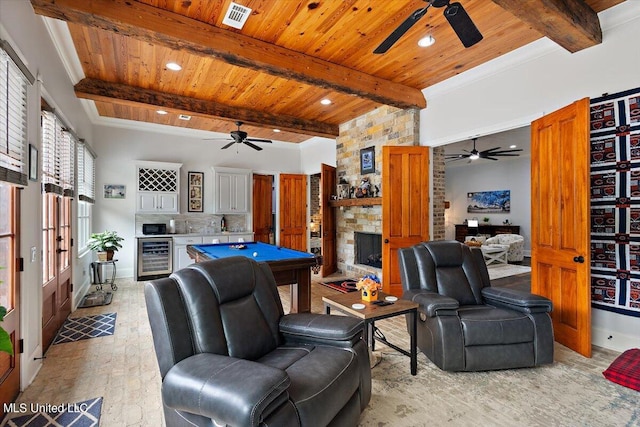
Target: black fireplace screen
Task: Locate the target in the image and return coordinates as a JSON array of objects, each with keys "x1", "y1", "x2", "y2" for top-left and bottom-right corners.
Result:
[{"x1": 355, "y1": 232, "x2": 382, "y2": 268}]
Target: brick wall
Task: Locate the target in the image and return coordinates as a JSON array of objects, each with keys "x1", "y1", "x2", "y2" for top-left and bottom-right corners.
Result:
[
  {"x1": 432, "y1": 146, "x2": 446, "y2": 240},
  {"x1": 335, "y1": 105, "x2": 420, "y2": 278}
]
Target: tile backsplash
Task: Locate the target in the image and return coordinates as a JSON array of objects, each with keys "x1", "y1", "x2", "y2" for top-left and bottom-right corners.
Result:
[{"x1": 135, "y1": 213, "x2": 248, "y2": 235}]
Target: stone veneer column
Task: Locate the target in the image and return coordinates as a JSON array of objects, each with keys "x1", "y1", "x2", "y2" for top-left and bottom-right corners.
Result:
[{"x1": 335, "y1": 105, "x2": 421, "y2": 277}]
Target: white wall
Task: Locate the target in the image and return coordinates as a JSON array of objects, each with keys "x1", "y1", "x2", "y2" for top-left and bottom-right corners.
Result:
[
  {"x1": 299, "y1": 137, "x2": 336, "y2": 174},
  {"x1": 445, "y1": 155, "x2": 532, "y2": 252},
  {"x1": 422, "y1": 1, "x2": 640, "y2": 352},
  {"x1": 92, "y1": 125, "x2": 305, "y2": 277},
  {"x1": 1, "y1": 0, "x2": 96, "y2": 388}
]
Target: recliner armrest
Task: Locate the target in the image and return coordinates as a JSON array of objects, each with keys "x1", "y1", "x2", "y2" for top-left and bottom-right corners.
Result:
[
  {"x1": 482, "y1": 287, "x2": 552, "y2": 313},
  {"x1": 279, "y1": 313, "x2": 364, "y2": 347},
  {"x1": 403, "y1": 290, "x2": 459, "y2": 317},
  {"x1": 163, "y1": 353, "x2": 290, "y2": 427}
]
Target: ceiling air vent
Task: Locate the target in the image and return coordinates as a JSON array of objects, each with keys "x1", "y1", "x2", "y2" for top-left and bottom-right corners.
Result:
[
  {"x1": 222, "y1": 2, "x2": 252, "y2": 29},
  {"x1": 178, "y1": 114, "x2": 191, "y2": 121}
]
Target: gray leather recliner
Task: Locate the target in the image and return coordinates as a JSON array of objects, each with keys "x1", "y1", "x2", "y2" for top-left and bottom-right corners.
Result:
[
  {"x1": 145, "y1": 256, "x2": 371, "y2": 426},
  {"x1": 398, "y1": 240, "x2": 554, "y2": 372}
]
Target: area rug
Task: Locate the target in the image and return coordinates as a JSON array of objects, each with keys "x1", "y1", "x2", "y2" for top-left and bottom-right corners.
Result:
[
  {"x1": 320, "y1": 279, "x2": 358, "y2": 293},
  {"x1": 77, "y1": 291, "x2": 113, "y2": 308},
  {"x1": 487, "y1": 264, "x2": 531, "y2": 280},
  {"x1": 3, "y1": 397, "x2": 102, "y2": 427},
  {"x1": 52, "y1": 313, "x2": 117, "y2": 345},
  {"x1": 359, "y1": 346, "x2": 640, "y2": 426}
]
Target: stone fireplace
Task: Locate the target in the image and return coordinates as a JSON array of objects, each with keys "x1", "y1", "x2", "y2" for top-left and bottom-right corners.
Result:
[{"x1": 335, "y1": 105, "x2": 419, "y2": 279}]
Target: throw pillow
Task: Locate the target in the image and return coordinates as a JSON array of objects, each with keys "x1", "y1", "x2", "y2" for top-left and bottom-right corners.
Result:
[{"x1": 602, "y1": 348, "x2": 640, "y2": 392}]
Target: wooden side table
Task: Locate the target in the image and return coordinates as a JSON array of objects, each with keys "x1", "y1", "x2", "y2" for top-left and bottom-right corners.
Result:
[{"x1": 322, "y1": 292, "x2": 418, "y2": 375}]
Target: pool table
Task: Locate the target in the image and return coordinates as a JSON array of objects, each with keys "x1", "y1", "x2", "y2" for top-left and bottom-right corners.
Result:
[{"x1": 186, "y1": 242, "x2": 321, "y2": 313}]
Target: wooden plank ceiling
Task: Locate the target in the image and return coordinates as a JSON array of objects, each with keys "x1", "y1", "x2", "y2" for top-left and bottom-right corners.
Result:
[{"x1": 31, "y1": 0, "x2": 622, "y2": 144}]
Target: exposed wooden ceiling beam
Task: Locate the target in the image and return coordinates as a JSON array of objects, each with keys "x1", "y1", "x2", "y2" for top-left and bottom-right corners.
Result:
[
  {"x1": 74, "y1": 78, "x2": 339, "y2": 138},
  {"x1": 31, "y1": 0, "x2": 426, "y2": 110},
  {"x1": 491, "y1": 0, "x2": 602, "y2": 53}
]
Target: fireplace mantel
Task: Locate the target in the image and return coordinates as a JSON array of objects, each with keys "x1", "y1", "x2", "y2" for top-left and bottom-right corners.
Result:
[{"x1": 329, "y1": 197, "x2": 381, "y2": 208}]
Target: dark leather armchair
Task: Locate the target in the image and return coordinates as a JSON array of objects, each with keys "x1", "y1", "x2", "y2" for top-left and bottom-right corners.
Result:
[
  {"x1": 145, "y1": 256, "x2": 371, "y2": 427},
  {"x1": 398, "y1": 240, "x2": 554, "y2": 372}
]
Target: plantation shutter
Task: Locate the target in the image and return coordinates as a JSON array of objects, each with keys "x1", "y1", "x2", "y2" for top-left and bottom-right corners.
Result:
[
  {"x1": 0, "y1": 42, "x2": 33, "y2": 186},
  {"x1": 77, "y1": 142, "x2": 96, "y2": 203},
  {"x1": 41, "y1": 110, "x2": 76, "y2": 196}
]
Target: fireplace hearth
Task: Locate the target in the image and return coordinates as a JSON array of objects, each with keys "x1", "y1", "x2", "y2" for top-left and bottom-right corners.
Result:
[{"x1": 355, "y1": 232, "x2": 382, "y2": 268}]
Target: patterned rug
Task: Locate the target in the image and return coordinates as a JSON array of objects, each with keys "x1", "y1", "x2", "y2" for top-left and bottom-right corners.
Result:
[
  {"x1": 3, "y1": 397, "x2": 102, "y2": 427},
  {"x1": 359, "y1": 345, "x2": 640, "y2": 426},
  {"x1": 487, "y1": 264, "x2": 531, "y2": 280},
  {"x1": 52, "y1": 313, "x2": 117, "y2": 345},
  {"x1": 319, "y1": 279, "x2": 359, "y2": 293}
]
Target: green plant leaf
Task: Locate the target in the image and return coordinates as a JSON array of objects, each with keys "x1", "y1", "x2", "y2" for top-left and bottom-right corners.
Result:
[{"x1": 0, "y1": 327, "x2": 13, "y2": 355}]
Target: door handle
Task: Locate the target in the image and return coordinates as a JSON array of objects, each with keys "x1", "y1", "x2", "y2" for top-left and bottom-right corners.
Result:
[
  {"x1": 573, "y1": 255, "x2": 585, "y2": 263},
  {"x1": 384, "y1": 239, "x2": 389, "y2": 244},
  {"x1": 57, "y1": 249, "x2": 68, "y2": 253}
]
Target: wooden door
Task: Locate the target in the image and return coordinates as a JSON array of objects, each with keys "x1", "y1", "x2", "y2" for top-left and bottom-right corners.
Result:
[
  {"x1": 0, "y1": 184, "x2": 21, "y2": 419},
  {"x1": 321, "y1": 164, "x2": 337, "y2": 276},
  {"x1": 382, "y1": 146, "x2": 430, "y2": 297},
  {"x1": 253, "y1": 174, "x2": 273, "y2": 243},
  {"x1": 42, "y1": 194, "x2": 72, "y2": 352},
  {"x1": 279, "y1": 174, "x2": 307, "y2": 252},
  {"x1": 531, "y1": 98, "x2": 591, "y2": 357}
]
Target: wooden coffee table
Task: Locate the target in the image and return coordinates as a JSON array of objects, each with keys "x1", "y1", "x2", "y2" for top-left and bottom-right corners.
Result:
[
  {"x1": 322, "y1": 292, "x2": 418, "y2": 375},
  {"x1": 480, "y1": 245, "x2": 508, "y2": 265}
]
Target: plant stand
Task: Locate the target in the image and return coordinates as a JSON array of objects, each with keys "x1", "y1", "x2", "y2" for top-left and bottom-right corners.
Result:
[{"x1": 90, "y1": 259, "x2": 118, "y2": 291}]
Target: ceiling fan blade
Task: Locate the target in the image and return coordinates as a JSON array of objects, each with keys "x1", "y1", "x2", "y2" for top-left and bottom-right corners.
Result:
[
  {"x1": 483, "y1": 149, "x2": 523, "y2": 156},
  {"x1": 243, "y1": 141, "x2": 263, "y2": 151},
  {"x1": 245, "y1": 138, "x2": 273, "y2": 143},
  {"x1": 221, "y1": 141, "x2": 236, "y2": 150},
  {"x1": 373, "y1": 6, "x2": 430, "y2": 54},
  {"x1": 444, "y1": 2, "x2": 483, "y2": 48},
  {"x1": 484, "y1": 156, "x2": 499, "y2": 161}
]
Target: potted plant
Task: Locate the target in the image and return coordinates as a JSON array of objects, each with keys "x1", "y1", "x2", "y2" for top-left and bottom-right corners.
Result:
[
  {"x1": 88, "y1": 230, "x2": 124, "y2": 261},
  {"x1": 483, "y1": 217, "x2": 491, "y2": 224},
  {"x1": 0, "y1": 267, "x2": 12, "y2": 355}
]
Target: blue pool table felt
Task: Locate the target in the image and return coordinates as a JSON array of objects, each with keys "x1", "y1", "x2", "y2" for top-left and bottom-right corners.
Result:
[{"x1": 191, "y1": 242, "x2": 314, "y2": 263}]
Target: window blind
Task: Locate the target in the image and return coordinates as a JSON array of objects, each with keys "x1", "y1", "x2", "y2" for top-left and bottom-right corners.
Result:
[
  {"x1": 0, "y1": 46, "x2": 29, "y2": 186},
  {"x1": 41, "y1": 110, "x2": 75, "y2": 196},
  {"x1": 77, "y1": 142, "x2": 96, "y2": 203}
]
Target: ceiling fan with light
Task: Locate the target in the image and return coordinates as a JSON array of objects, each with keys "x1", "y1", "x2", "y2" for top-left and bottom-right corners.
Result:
[
  {"x1": 446, "y1": 137, "x2": 523, "y2": 162},
  {"x1": 373, "y1": 0, "x2": 483, "y2": 54},
  {"x1": 205, "y1": 121, "x2": 273, "y2": 151}
]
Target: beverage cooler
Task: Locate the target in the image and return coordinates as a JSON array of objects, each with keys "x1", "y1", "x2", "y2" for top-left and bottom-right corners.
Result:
[{"x1": 136, "y1": 237, "x2": 173, "y2": 280}]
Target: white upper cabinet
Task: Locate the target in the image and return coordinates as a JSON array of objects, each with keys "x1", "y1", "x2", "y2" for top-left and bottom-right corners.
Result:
[
  {"x1": 136, "y1": 161, "x2": 182, "y2": 213},
  {"x1": 213, "y1": 167, "x2": 251, "y2": 214}
]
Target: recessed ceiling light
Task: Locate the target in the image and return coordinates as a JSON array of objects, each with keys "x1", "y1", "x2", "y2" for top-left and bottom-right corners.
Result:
[
  {"x1": 166, "y1": 62, "x2": 182, "y2": 71},
  {"x1": 320, "y1": 99, "x2": 332, "y2": 105},
  {"x1": 273, "y1": 129, "x2": 281, "y2": 133},
  {"x1": 510, "y1": 144, "x2": 517, "y2": 148},
  {"x1": 156, "y1": 110, "x2": 168, "y2": 115},
  {"x1": 418, "y1": 35, "x2": 435, "y2": 47}
]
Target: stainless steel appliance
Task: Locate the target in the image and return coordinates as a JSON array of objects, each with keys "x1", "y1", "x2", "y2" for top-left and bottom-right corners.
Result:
[
  {"x1": 142, "y1": 223, "x2": 167, "y2": 235},
  {"x1": 136, "y1": 237, "x2": 173, "y2": 280}
]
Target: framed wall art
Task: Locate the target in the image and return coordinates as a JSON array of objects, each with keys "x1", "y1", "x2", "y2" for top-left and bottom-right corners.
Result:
[
  {"x1": 28, "y1": 144, "x2": 38, "y2": 181},
  {"x1": 188, "y1": 171, "x2": 204, "y2": 212},
  {"x1": 467, "y1": 190, "x2": 510, "y2": 213},
  {"x1": 104, "y1": 184, "x2": 126, "y2": 199},
  {"x1": 360, "y1": 146, "x2": 375, "y2": 174}
]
